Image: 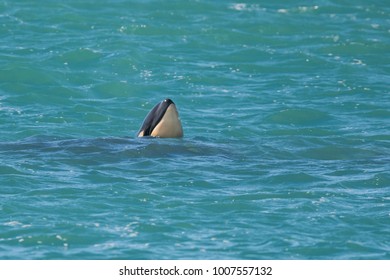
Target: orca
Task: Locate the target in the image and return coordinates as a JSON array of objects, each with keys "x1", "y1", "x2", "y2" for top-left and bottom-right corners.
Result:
[{"x1": 137, "y1": 98, "x2": 183, "y2": 138}]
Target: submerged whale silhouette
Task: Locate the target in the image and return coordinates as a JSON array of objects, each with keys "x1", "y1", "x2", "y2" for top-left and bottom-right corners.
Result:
[{"x1": 137, "y1": 98, "x2": 183, "y2": 138}]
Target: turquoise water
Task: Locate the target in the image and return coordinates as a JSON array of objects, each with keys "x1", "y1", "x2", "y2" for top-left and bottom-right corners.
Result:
[{"x1": 1, "y1": 0, "x2": 389, "y2": 259}]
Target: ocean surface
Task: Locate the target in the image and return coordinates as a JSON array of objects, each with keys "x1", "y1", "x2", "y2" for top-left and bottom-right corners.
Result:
[{"x1": 0, "y1": 0, "x2": 389, "y2": 260}]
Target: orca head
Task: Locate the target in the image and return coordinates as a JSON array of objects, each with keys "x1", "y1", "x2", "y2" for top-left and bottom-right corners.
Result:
[{"x1": 137, "y1": 98, "x2": 183, "y2": 138}]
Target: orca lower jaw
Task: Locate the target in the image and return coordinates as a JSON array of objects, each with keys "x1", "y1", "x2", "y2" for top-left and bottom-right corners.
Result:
[
  {"x1": 137, "y1": 100, "x2": 183, "y2": 138},
  {"x1": 150, "y1": 104, "x2": 183, "y2": 138}
]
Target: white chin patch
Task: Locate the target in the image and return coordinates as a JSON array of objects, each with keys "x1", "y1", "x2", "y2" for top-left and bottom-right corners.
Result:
[{"x1": 151, "y1": 104, "x2": 183, "y2": 138}]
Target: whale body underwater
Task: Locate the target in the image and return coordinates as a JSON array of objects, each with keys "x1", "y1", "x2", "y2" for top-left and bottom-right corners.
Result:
[{"x1": 137, "y1": 99, "x2": 183, "y2": 138}]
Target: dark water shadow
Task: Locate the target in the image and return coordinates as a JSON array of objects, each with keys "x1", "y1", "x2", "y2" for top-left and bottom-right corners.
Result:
[{"x1": 0, "y1": 135, "x2": 234, "y2": 163}]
